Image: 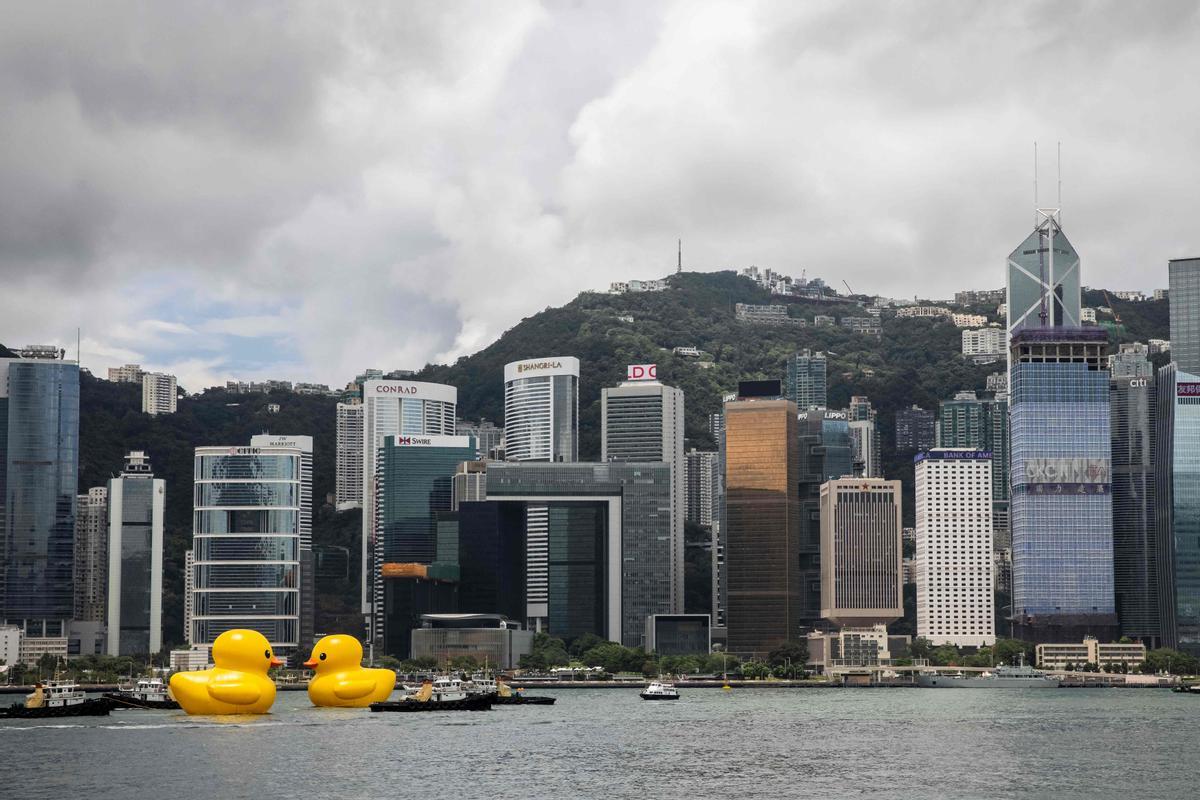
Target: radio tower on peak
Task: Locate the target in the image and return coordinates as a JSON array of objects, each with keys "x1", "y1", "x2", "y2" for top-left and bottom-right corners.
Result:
[{"x1": 677, "y1": 239, "x2": 682, "y2": 274}]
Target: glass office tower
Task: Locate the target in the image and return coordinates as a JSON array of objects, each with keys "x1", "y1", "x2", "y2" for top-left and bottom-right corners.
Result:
[
  {"x1": 503, "y1": 358, "x2": 580, "y2": 463},
  {"x1": 191, "y1": 445, "x2": 303, "y2": 652},
  {"x1": 785, "y1": 349, "x2": 827, "y2": 410},
  {"x1": 1156, "y1": 365, "x2": 1200, "y2": 655},
  {"x1": 1110, "y1": 367, "x2": 1160, "y2": 647},
  {"x1": 0, "y1": 353, "x2": 80, "y2": 636},
  {"x1": 724, "y1": 398, "x2": 801, "y2": 657},
  {"x1": 1168, "y1": 258, "x2": 1200, "y2": 376},
  {"x1": 106, "y1": 451, "x2": 164, "y2": 656},
  {"x1": 1009, "y1": 328, "x2": 1116, "y2": 641}
]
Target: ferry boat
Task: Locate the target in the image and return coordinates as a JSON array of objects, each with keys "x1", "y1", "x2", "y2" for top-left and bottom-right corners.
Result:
[
  {"x1": 493, "y1": 679, "x2": 556, "y2": 706},
  {"x1": 917, "y1": 659, "x2": 1059, "y2": 689},
  {"x1": 640, "y1": 681, "x2": 680, "y2": 700},
  {"x1": 1, "y1": 681, "x2": 113, "y2": 718},
  {"x1": 370, "y1": 677, "x2": 494, "y2": 712},
  {"x1": 103, "y1": 678, "x2": 181, "y2": 710}
]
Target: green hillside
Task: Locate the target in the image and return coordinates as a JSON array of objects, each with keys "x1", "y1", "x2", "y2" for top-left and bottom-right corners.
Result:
[{"x1": 72, "y1": 271, "x2": 1170, "y2": 650}]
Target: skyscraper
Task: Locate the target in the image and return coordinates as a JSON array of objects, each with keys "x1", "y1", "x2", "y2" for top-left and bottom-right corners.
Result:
[
  {"x1": 819, "y1": 478, "x2": 903, "y2": 628},
  {"x1": 895, "y1": 406, "x2": 935, "y2": 453},
  {"x1": 1006, "y1": 211, "x2": 1083, "y2": 339},
  {"x1": 1110, "y1": 360, "x2": 1159, "y2": 647},
  {"x1": 1009, "y1": 327, "x2": 1116, "y2": 641},
  {"x1": 785, "y1": 349, "x2": 827, "y2": 410},
  {"x1": 106, "y1": 451, "x2": 164, "y2": 656},
  {"x1": 0, "y1": 349, "x2": 80, "y2": 639},
  {"x1": 937, "y1": 390, "x2": 1010, "y2": 549},
  {"x1": 683, "y1": 449, "x2": 720, "y2": 530},
  {"x1": 191, "y1": 438, "x2": 310, "y2": 655},
  {"x1": 335, "y1": 402, "x2": 363, "y2": 510},
  {"x1": 724, "y1": 397, "x2": 801, "y2": 656},
  {"x1": 360, "y1": 379, "x2": 457, "y2": 622},
  {"x1": 74, "y1": 486, "x2": 108, "y2": 624},
  {"x1": 141, "y1": 372, "x2": 177, "y2": 415},
  {"x1": 1155, "y1": 364, "x2": 1200, "y2": 655},
  {"x1": 1168, "y1": 258, "x2": 1200, "y2": 375},
  {"x1": 914, "y1": 450, "x2": 995, "y2": 647},
  {"x1": 373, "y1": 434, "x2": 476, "y2": 647},
  {"x1": 797, "y1": 410, "x2": 854, "y2": 632},
  {"x1": 503, "y1": 357, "x2": 579, "y2": 462},
  {"x1": 848, "y1": 396, "x2": 881, "y2": 477},
  {"x1": 601, "y1": 370, "x2": 684, "y2": 612}
]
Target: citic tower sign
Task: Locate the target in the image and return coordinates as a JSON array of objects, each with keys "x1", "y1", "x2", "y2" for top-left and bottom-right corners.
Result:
[{"x1": 627, "y1": 364, "x2": 657, "y2": 381}]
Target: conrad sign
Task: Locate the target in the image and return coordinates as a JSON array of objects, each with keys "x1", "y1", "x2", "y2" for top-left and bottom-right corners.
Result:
[{"x1": 362, "y1": 379, "x2": 457, "y2": 404}]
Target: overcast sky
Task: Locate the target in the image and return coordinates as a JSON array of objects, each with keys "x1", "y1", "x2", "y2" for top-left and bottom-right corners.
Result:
[{"x1": 3, "y1": 1, "x2": 1198, "y2": 390}]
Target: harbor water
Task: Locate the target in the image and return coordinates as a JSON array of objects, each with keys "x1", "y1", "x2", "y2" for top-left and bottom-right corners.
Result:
[{"x1": 3, "y1": 687, "x2": 1195, "y2": 799}]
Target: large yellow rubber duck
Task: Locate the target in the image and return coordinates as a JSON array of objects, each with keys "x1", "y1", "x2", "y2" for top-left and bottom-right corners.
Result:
[
  {"x1": 303, "y1": 634, "x2": 396, "y2": 707},
  {"x1": 170, "y1": 629, "x2": 282, "y2": 715}
]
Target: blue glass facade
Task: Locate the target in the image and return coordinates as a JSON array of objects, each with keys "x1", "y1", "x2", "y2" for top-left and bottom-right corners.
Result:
[
  {"x1": 1010, "y1": 330, "x2": 1115, "y2": 631},
  {"x1": 0, "y1": 358, "x2": 80, "y2": 633},
  {"x1": 1156, "y1": 366, "x2": 1200, "y2": 655}
]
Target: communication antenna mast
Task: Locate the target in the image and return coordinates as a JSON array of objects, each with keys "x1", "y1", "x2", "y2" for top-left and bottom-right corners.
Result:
[
  {"x1": 677, "y1": 239, "x2": 682, "y2": 274},
  {"x1": 1057, "y1": 141, "x2": 1062, "y2": 225},
  {"x1": 1033, "y1": 141, "x2": 1039, "y2": 226}
]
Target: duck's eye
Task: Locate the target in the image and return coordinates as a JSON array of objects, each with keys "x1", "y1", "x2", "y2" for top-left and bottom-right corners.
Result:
[
  {"x1": 319, "y1": 653, "x2": 327, "y2": 661},
  {"x1": 264, "y1": 650, "x2": 271, "y2": 659}
]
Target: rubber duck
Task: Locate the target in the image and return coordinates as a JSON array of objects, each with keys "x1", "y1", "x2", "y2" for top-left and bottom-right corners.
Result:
[
  {"x1": 304, "y1": 634, "x2": 396, "y2": 707},
  {"x1": 170, "y1": 629, "x2": 282, "y2": 715}
]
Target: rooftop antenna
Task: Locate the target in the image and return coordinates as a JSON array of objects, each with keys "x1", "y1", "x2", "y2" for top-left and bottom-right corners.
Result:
[
  {"x1": 677, "y1": 239, "x2": 682, "y2": 274},
  {"x1": 76, "y1": 327, "x2": 81, "y2": 366},
  {"x1": 1033, "y1": 141, "x2": 1038, "y2": 227},
  {"x1": 1057, "y1": 141, "x2": 1062, "y2": 226}
]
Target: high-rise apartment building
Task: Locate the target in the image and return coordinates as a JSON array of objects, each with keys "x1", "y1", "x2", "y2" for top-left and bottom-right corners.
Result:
[
  {"x1": 914, "y1": 450, "x2": 995, "y2": 647},
  {"x1": 1009, "y1": 327, "x2": 1116, "y2": 641},
  {"x1": 74, "y1": 486, "x2": 108, "y2": 623},
  {"x1": 1168, "y1": 258, "x2": 1200, "y2": 375},
  {"x1": 456, "y1": 419, "x2": 504, "y2": 459},
  {"x1": 141, "y1": 372, "x2": 177, "y2": 415},
  {"x1": 724, "y1": 397, "x2": 801, "y2": 656},
  {"x1": 503, "y1": 357, "x2": 579, "y2": 462},
  {"x1": 848, "y1": 396, "x2": 881, "y2": 478},
  {"x1": 684, "y1": 449, "x2": 720, "y2": 530},
  {"x1": 335, "y1": 402, "x2": 363, "y2": 510},
  {"x1": 360, "y1": 379, "x2": 457, "y2": 621},
  {"x1": 601, "y1": 372, "x2": 684, "y2": 613},
  {"x1": 895, "y1": 406, "x2": 935, "y2": 453},
  {"x1": 107, "y1": 364, "x2": 143, "y2": 384},
  {"x1": 191, "y1": 437, "x2": 311, "y2": 655},
  {"x1": 819, "y1": 478, "x2": 903, "y2": 628},
  {"x1": 0, "y1": 350, "x2": 80, "y2": 639},
  {"x1": 962, "y1": 328, "x2": 1005, "y2": 360},
  {"x1": 785, "y1": 349, "x2": 827, "y2": 410},
  {"x1": 1110, "y1": 361, "x2": 1159, "y2": 647},
  {"x1": 106, "y1": 451, "x2": 164, "y2": 656}
]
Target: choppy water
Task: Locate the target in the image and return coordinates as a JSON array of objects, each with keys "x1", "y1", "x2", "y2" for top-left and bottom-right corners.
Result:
[{"x1": 3, "y1": 687, "x2": 1196, "y2": 799}]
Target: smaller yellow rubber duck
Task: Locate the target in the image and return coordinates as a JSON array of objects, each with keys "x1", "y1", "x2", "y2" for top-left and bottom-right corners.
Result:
[
  {"x1": 304, "y1": 634, "x2": 396, "y2": 707},
  {"x1": 170, "y1": 629, "x2": 282, "y2": 715}
]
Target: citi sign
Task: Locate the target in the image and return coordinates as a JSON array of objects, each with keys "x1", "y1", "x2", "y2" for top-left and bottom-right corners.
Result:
[
  {"x1": 627, "y1": 364, "x2": 657, "y2": 381},
  {"x1": 374, "y1": 384, "x2": 419, "y2": 394}
]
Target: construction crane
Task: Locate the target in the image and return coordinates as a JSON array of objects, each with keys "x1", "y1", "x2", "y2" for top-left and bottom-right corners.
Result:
[{"x1": 843, "y1": 279, "x2": 855, "y2": 297}]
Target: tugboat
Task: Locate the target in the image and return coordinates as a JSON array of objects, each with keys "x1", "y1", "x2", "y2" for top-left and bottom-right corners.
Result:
[
  {"x1": 1, "y1": 681, "x2": 112, "y2": 718},
  {"x1": 103, "y1": 677, "x2": 181, "y2": 710},
  {"x1": 370, "y1": 677, "x2": 494, "y2": 712},
  {"x1": 640, "y1": 680, "x2": 680, "y2": 700},
  {"x1": 492, "y1": 678, "x2": 556, "y2": 706}
]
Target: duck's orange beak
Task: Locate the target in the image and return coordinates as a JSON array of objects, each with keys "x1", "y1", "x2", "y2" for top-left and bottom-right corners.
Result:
[
  {"x1": 270, "y1": 656, "x2": 284, "y2": 667},
  {"x1": 302, "y1": 658, "x2": 318, "y2": 668}
]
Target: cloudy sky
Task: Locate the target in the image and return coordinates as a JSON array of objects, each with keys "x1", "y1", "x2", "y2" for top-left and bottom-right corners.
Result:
[{"x1": 3, "y1": 1, "x2": 1199, "y2": 390}]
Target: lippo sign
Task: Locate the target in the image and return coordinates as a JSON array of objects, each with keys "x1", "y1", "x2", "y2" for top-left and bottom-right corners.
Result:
[{"x1": 627, "y1": 364, "x2": 657, "y2": 381}]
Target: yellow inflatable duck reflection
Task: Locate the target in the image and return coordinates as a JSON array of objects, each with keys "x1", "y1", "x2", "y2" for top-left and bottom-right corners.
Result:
[
  {"x1": 304, "y1": 634, "x2": 396, "y2": 707},
  {"x1": 170, "y1": 629, "x2": 282, "y2": 715}
]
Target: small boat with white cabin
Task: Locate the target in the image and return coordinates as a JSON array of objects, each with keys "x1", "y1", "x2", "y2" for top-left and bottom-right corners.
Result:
[
  {"x1": 103, "y1": 677, "x2": 181, "y2": 710},
  {"x1": 371, "y1": 676, "x2": 494, "y2": 712},
  {"x1": 640, "y1": 681, "x2": 680, "y2": 700}
]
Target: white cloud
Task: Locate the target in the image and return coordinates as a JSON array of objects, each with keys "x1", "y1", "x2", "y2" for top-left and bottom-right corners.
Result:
[{"x1": 2, "y1": 1, "x2": 1198, "y2": 388}]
